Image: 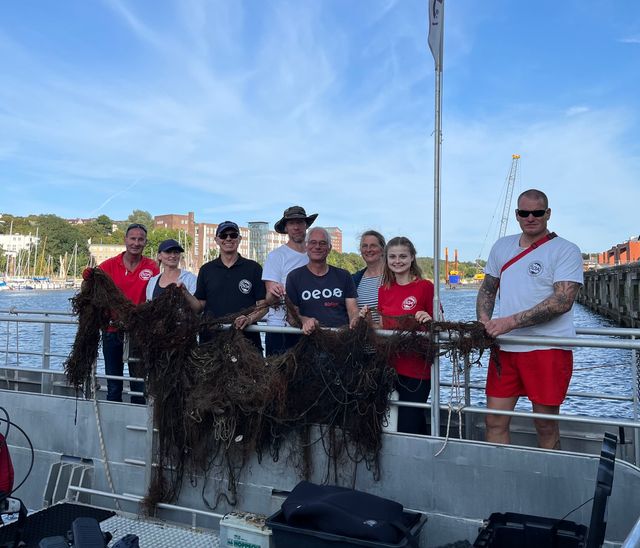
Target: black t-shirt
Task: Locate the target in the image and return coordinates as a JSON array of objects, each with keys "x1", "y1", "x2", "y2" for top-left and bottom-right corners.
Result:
[
  {"x1": 195, "y1": 255, "x2": 266, "y2": 348},
  {"x1": 286, "y1": 265, "x2": 357, "y2": 327}
]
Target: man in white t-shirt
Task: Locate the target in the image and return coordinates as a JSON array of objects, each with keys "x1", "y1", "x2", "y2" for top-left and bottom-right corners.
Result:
[
  {"x1": 262, "y1": 205, "x2": 318, "y2": 355},
  {"x1": 476, "y1": 189, "x2": 583, "y2": 449}
]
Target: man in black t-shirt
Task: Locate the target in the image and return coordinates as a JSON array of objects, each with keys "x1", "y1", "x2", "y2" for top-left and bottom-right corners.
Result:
[
  {"x1": 185, "y1": 221, "x2": 267, "y2": 350},
  {"x1": 286, "y1": 227, "x2": 358, "y2": 334}
]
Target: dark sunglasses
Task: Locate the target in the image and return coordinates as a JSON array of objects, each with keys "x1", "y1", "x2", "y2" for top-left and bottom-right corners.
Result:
[
  {"x1": 219, "y1": 232, "x2": 239, "y2": 240},
  {"x1": 516, "y1": 209, "x2": 547, "y2": 218},
  {"x1": 126, "y1": 223, "x2": 147, "y2": 234}
]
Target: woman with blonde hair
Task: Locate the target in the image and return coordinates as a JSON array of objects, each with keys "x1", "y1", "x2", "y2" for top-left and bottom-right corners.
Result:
[
  {"x1": 377, "y1": 236, "x2": 434, "y2": 435},
  {"x1": 146, "y1": 239, "x2": 197, "y2": 300},
  {"x1": 352, "y1": 230, "x2": 386, "y2": 323}
]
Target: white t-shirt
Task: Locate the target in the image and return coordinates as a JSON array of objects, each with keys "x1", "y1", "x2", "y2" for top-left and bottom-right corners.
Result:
[
  {"x1": 262, "y1": 244, "x2": 309, "y2": 326},
  {"x1": 485, "y1": 234, "x2": 583, "y2": 352}
]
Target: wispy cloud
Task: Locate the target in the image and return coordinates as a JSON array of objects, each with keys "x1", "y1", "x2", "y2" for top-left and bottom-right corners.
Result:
[
  {"x1": 566, "y1": 106, "x2": 590, "y2": 117},
  {"x1": 619, "y1": 36, "x2": 640, "y2": 44}
]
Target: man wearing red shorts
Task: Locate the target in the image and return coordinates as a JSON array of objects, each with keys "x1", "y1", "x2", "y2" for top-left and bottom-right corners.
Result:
[{"x1": 476, "y1": 189, "x2": 583, "y2": 449}]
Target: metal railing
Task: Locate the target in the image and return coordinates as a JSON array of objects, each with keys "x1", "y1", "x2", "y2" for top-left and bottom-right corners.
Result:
[{"x1": 2, "y1": 307, "x2": 640, "y2": 462}]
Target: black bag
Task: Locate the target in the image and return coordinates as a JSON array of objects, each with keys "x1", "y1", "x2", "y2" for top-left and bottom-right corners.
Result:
[{"x1": 281, "y1": 481, "x2": 419, "y2": 546}]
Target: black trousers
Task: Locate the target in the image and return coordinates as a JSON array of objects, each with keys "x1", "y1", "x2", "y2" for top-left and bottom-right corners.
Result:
[{"x1": 395, "y1": 375, "x2": 431, "y2": 435}]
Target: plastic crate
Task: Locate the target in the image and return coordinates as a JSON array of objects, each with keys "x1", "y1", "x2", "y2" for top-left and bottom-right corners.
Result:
[
  {"x1": 219, "y1": 512, "x2": 272, "y2": 548},
  {"x1": 473, "y1": 512, "x2": 587, "y2": 548},
  {"x1": 266, "y1": 509, "x2": 426, "y2": 548}
]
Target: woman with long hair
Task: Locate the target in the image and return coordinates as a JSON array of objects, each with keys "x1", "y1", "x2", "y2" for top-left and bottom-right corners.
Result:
[
  {"x1": 377, "y1": 236, "x2": 434, "y2": 435},
  {"x1": 352, "y1": 230, "x2": 386, "y2": 323}
]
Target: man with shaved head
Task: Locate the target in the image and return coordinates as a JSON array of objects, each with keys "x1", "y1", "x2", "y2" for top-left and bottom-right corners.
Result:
[{"x1": 476, "y1": 189, "x2": 583, "y2": 449}]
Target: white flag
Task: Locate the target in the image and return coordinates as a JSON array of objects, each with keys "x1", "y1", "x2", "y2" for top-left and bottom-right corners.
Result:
[{"x1": 428, "y1": 0, "x2": 444, "y2": 71}]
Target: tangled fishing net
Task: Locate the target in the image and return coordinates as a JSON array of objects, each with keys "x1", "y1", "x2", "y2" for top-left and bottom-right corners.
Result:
[{"x1": 65, "y1": 268, "x2": 497, "y2": 511}]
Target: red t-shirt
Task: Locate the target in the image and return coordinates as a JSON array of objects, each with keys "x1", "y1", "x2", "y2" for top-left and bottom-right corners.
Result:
[
  {"x1": 378, "y1": 278, "x2": 435, "y2": 379},
  {"x1": 99, "y1": 254, "x2": 159, "y2": 302}
]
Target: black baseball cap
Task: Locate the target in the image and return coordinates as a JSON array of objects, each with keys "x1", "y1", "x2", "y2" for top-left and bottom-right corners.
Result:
[
  {"x1": 216, "y1": 221, "x2": 240, "y2": 236},
  {"x1": 158, "y1": 239, "x2": 184, "y2": 253}
]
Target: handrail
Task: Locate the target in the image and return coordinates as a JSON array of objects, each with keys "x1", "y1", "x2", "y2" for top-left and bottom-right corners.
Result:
[
  {"x1": 1, "y1": 307, "x2": 640, "y2": 336},
  {"x1": 1, "y1": 311, "x2": 639, "y2": 445}
]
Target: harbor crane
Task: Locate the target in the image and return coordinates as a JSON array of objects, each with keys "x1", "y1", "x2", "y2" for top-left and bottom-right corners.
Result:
[{"x1": 498, "y1": 154, "x2": 521, "y2": 238}]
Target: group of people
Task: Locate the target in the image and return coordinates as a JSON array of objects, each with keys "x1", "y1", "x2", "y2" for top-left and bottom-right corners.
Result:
[{"x1": 97, "y1": 189, "x2": 583, "y2": 447}]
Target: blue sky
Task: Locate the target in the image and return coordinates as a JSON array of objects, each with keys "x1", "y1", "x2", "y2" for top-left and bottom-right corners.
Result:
[{"x1": 1, "y1": 1, "x2": 638, "y2": 259}]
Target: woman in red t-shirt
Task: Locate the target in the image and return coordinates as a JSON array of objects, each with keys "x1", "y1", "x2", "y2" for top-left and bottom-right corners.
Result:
[{"x1": 376, "y1": 236, "x2": 434, "y2": 435}]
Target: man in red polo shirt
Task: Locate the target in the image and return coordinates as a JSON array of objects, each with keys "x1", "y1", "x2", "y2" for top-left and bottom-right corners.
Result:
[{"x1": 99, "y1": 223, "x2": 159, "y2": 403}]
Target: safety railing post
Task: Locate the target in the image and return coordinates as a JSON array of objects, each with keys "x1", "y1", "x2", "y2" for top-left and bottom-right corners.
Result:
[
  {"x1": 42, "y1": 314, "x2": 53, "y2": 394},
  {"x1": 633, "y1": 335, "x2": 639, "y2": 467}
]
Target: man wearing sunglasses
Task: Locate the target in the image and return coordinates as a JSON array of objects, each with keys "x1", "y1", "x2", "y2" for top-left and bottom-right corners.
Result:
[
  {"x1": 476, "y1": 189, "x2": 583, "y2": 450},
  {"x1": 99, "y1": 223, "x2": 159, "y2": 404},
  {"x1": 188, "y1": 221, "x2": 267, "y2": 351}
]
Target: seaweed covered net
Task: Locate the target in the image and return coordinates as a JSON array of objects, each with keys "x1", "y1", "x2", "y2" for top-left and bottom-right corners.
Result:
[{"x1": 65, "y1": 268, "x2": 497, "y2": 511}]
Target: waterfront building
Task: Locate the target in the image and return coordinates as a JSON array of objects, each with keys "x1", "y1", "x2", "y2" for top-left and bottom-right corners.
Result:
[
  {"x1": 154, "y1": 212, "x2": 250, "y2": 269},
  {"x1": 325, "y1": 227, "x2": 343, "y2": 253},
  {"x1": 0, "y1": 233, "x2": 40, "y2": 257},
  {"x1": 155, "y1": 212, "x2": 333, "y2": 269},
  {"x1": 88, "y1": 243, "x2": 126, "y2": 267},
  {"x1": 597, "y1": 237, "x2": 640, "y2": 266},
  {"x1": 248, "y1": 222, "x2": 288, "y2": 265}
]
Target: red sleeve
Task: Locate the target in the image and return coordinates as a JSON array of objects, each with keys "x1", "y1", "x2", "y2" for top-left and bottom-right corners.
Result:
[{"x1": 421, "y1": 280, "x2": 435, "y2": 316}]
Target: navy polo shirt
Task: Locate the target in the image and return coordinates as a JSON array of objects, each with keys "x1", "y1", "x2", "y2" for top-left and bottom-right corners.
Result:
[{"x1": 195, "y1": 255, "x2": 266, "y2": 348}]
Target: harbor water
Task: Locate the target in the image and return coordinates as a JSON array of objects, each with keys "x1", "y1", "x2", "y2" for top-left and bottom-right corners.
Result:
[{"x1": 0, "y1": 287, "x2": 636, "y2": 419}]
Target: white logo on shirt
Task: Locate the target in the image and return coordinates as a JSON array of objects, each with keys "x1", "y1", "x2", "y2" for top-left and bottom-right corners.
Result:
[
  {"x1": 139, "y1": 269, "x2": 154, "y2": 281},
  {"x1": 301, "y1": 288, "x2": 343, "y2": 300},
  {"x1": 238, "y1": 279, "x2": 252, "y2": 294},
  {"x1": 401, "y1": 296, "x2": 417, "y2": 310},
  {"x1": 528, "y1": 261, "x2": 543, "y2": 276}
]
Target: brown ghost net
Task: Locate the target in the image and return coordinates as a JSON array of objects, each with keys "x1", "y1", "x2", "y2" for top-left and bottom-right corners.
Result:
[{"x1": 65, "y1": 268, "x2": 497, "y2": 512}]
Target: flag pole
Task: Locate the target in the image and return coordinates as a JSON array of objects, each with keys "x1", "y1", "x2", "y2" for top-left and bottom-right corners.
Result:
[{"x1": 429, "y1": 0, "x2": 444, "y2": 436}]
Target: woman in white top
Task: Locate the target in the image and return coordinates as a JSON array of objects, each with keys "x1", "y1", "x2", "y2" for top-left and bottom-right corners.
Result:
[
  {"x1": 146, "y1": 239, "x2": 197, "y2": 300},
  {"x1": 352, "y1": 230, "x2": 386, "y2": 322}
]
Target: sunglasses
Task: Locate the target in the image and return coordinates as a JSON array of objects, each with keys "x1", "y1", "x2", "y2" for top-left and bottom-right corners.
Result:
[
  {"x1": 218, "y1": 232, "x2": 239, "y2": 240},
  {"x1": 126, "y1": 223, "x2": 148, "y2": 234},
  {"x1": 516, "y1": 209, "x2": 547, "y2": 218}
]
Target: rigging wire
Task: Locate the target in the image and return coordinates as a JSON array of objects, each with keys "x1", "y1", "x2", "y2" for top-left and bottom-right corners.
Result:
[{"x1": 477, "y1": 164, "x2": 511, "y2": 260}]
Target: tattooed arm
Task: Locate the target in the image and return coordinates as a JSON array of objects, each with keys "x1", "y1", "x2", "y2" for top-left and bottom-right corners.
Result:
[
  {"x1": 483, "y1": 281, "x2": 582, "y2": 338},
  {"x1": 476, "y1": 274, "x2": 500, "y2": 323}
]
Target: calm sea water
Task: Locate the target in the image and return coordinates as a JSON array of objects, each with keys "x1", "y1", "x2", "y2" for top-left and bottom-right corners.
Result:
[{"x1": 0, "y1": 287, "x2": 636, "y2": 419}]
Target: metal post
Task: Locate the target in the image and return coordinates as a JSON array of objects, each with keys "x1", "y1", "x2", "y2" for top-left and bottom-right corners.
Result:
[
  {"x1": 633, "y1": 335, "x2": 639, "y2": 467},
  {"x1": 464, "y1": 355, "x2": 472, "y2": 440},
  {"x1": 42, "y1": 316, "x2": 52, "y2": 394},
  {"x1": 430, "y1": 45, "x2": 444, "y2": 437}
]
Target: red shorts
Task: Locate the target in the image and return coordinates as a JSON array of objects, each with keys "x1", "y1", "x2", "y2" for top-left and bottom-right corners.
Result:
[{"x1": 486, "y1": 349, "x2": 573, "y2": 406}]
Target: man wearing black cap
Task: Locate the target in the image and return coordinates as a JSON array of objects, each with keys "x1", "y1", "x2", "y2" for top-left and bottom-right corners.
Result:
[
  {"x1": 262, "y1": 205, "x2": 318, "y2": 355},
  {"x1": 99, "y1": 223, "x2": 159, "y2": 403},
  {"x1": 187, "y1": 221, "x2": 267, "y2": 351}
]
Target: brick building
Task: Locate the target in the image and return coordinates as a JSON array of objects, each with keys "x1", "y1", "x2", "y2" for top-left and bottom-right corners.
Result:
[
  {"x1": 598, "y1": 238, "x2": 640, "y2": 266},
  {"x1": 325, "y1": 227, "x2": 343, "y2": 253}
]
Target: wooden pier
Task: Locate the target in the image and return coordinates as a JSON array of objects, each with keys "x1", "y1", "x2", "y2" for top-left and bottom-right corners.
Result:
[{"x1": 578, "y1": 264, "x2": 640, "y2": 327}]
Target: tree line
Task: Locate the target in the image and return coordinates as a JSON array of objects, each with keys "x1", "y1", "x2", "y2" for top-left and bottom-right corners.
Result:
[
  {"x1": 0, "y1": 210, "x2": 484, "y2": 281},
  {"x1": 0, "y1": 210, "x2": 189, "y2": 277}
]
